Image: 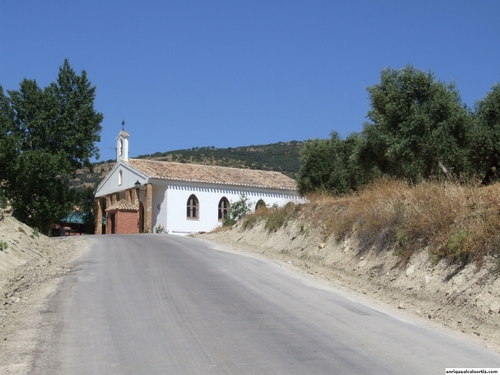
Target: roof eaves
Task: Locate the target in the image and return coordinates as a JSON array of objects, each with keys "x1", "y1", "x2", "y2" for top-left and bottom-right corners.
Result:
[{"x1": 155, "y1": 176, "x2": 294, "y2": 190}]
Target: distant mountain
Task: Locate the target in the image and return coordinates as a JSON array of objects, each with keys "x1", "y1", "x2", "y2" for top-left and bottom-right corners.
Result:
[{"x1": 70, "y1": 141, "x2": 304, "y2": 190}]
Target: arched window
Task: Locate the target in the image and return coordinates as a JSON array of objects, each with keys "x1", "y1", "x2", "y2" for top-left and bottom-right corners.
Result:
[
  {"x1": 118, "y1": 170, "x2": 123, "y2": 185},
  {"x1": 218, "y1": 197, "x2": 230, "y2": 221},
  {"x1": 187, "y1": 195, "x2": 199, "y2": 219},
  {"x1": 255, "y1": 199, "x2": 266, "y2": 211}
]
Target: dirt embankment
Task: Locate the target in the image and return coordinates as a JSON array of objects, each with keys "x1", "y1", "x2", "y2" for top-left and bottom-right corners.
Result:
[
  {"x1": 196, "y1": 219, "x2": 500, "y2": 353},
  {"x1": 0, "y1": 211, "x2": 90, "y2": 375}
]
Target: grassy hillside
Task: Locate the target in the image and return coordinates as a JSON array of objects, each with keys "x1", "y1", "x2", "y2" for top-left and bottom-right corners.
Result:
[{"x1": 69, "y1": 141, "x2": 304, "y2": 190}]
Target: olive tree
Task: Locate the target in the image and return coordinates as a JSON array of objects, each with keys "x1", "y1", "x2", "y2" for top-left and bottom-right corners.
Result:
[
  {"x1": 470, "y1": 84, "x2": 500, "y2": 184},
  {"x1": 297, "y1": 131, "x2": 367, "y2": 195},
  {"x1": 359, "y1": 65, "x2": 473, "y2": 182}
]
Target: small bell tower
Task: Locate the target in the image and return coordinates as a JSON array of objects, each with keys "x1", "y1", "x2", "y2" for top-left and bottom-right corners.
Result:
[{"x1": 116, "y1": 120, "x2": 130, "y2": 162}]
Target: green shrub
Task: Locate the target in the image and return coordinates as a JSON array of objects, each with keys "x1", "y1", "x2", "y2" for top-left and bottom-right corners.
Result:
[
  {"x1": 155, "y1": 224, "x2": 167, "y2": 234},
  {"x1": 393, "y1": 229, "x2": 407, "y2": 257},
  {"x1": 223, "y1": 194, "x2": 252, "y2": 227},
  {"x1": 447, "y1": 229, "x2": 469, "y2": 262}
]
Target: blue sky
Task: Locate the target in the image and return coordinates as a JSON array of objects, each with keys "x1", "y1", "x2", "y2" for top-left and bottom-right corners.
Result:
[{"x1": 1, "y1": 1, "x2": 499, "y2": 162}]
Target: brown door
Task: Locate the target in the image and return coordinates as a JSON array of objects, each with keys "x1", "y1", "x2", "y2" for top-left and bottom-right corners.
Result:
[
  {"x1": 110, "y1": 214, "x2": 116, "y2": 234},
  {"x1": 138, "y1": 203, "x2": 144, "y2": 233}
]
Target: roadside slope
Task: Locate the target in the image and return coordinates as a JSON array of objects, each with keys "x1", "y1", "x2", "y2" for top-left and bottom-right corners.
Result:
[
  {"x1": 196, "y1": 218, "x2": 500, "y2": 353},
  {"x1": 0, "y1": 211, "x2": 90, "y2": 375}
]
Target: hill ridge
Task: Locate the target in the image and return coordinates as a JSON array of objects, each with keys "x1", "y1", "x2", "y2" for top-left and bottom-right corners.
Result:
[{"x1": 70, "y1": 140, "x2": 304, "y2": 190}]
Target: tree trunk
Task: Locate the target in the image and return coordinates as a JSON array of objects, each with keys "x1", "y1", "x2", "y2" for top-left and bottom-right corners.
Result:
[
  {"x1": 438, "y1": 160, "x2": 455, "y2": 182},
  {"x1": 481, "y1": 158, "x2": 499, "y2": 185}
]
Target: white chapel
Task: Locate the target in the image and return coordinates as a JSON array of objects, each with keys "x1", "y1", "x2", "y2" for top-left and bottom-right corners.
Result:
[{"x1": 94, "y1": 129, "x2": 303, "y2": 235}]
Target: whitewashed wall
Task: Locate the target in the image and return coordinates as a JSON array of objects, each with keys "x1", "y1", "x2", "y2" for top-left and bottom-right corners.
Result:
[
  {"x1": 95, "y1": 161, "x2": 147, "y2": 198},
  {"x1": 150, "y1": 181, "x2": 303, "y2": 235}
]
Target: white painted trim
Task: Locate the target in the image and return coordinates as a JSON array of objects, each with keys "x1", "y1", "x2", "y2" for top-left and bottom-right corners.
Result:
[{"x1": 95, "y1": 160, "x2": 148, "y2": 197}]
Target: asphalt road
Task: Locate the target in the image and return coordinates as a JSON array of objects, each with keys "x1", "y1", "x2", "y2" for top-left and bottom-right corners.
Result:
[{"x1": 30, "y1": 234, "x2": 500, "y2": 374}]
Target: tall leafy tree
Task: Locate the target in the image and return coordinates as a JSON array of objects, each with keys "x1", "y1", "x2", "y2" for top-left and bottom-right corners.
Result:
[
  {"x1": 0, "y1": 59, "x2": 103, "y2": 233},
  {"x1": 0, "y1": 86, "x2": 16, "y2": 183},
  {"x1": 8, "y1": 151, "x2": 76, "y2": 233},
  {"x1": 297, "y1": 131, "x2": 367, "y2": 195},
  {"x1": 471, "y1": 84, "x2": 500, "y2": 184},
  {"x1": 359, "y1": 65, "x2": 473, "y2": 182}
]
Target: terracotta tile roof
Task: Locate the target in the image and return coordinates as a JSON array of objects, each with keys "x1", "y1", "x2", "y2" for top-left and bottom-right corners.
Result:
[
  {"x1": 126, "y1": 159, "x2": 298, "y2": 190},
  {"x1": 105, "y1": 199, "x2": 138, "y2": 212}
]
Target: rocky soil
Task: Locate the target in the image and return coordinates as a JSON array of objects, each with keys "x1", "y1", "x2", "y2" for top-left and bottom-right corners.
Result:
[
  {"x1": 0, "y1": 211, "x2": 89, "y2": 375},
  {"x1": 195, "y1": 219, "x2": 500, "y2": 354}
]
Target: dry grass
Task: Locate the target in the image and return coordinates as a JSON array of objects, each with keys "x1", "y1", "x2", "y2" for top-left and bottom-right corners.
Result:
[
  {"x1": 209, "y1": 224, "x2": 232, "y2": 233},
  {"x1": 244, "y1": 178, "x2": 500, "y2": 268},
  {"x1": 242, "y1": 206, "x2": 270, "y2": 230},
  {"x1": 241, "y1": 203, "x2": 301, "y2": 233}
]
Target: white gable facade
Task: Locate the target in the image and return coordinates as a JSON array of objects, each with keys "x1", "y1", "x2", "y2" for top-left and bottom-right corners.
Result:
[{"x1": 95, "y1": 131, "x2": 304, "y2": 235}]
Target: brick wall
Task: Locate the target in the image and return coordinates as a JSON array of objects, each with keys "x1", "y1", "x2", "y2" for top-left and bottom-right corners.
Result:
[
  {"x1": 115, "y1": 211, "x2": 138, "y2": 234},
  {"x1": 106, "y1": 210, "x2": 138, "y2": 234}
]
